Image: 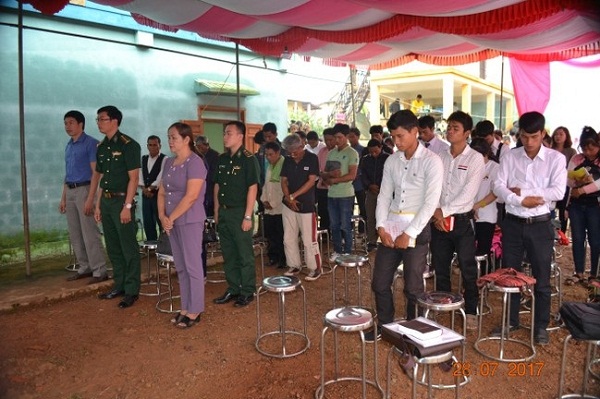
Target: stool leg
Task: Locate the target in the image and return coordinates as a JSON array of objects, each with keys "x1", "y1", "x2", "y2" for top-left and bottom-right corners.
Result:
[
  {"x1": 279, "y1": 292, "x2": 287, "y2": 356},
  {"x1": 318, "y1": 326, "x2": 328, "y2": 399},
  {"x1": 332, "y1": 265, "x2": 337, "y2": 307},
  {"x1": 558, "y1": 334, "x2": 571, "y2": 397},
  {"x1": 583, "y1": 340, "x2": 594, "y2": 396},
  {"x1": 357, "y1": 266, "x2": 362, "y2": 307},
  {"x1": 360, "y1": 330, "x2": 367, "y2": 398}
]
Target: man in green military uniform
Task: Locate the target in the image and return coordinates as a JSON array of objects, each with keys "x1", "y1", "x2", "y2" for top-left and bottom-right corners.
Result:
[
  {"x1": 93, "y1": 105, "x2": 142, "y2": 308},
  {"x1": 213, "y1": 121, "x2": 260, "y2": 307}
]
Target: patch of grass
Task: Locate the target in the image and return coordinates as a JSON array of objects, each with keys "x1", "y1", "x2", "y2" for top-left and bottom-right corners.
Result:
[{"x1": 0, "y1": 229, "x2": 70, "y2": 265}]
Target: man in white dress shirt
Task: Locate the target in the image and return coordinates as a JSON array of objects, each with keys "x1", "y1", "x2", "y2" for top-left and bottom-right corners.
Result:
[
  {"x1": 368, "y1": 110, "x2": 443, "y2": 342},
  {"x1": 418, "y1": 115, "x2": 449, "y2": 155},
  {"x1": 431, "y1": 111, "x2": 485, "y2": 330},
  {"x1": 492, "y1": 111, "x2": 566, "y2": 345}
]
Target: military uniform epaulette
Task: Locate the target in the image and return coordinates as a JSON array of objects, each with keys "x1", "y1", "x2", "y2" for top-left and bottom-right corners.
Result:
[
  {"x1": 243, "y1": 149, "x2": 253, "y2": 157},
  {"x1": 119, "y1": 133, "x2": 132, "y2": 144}
]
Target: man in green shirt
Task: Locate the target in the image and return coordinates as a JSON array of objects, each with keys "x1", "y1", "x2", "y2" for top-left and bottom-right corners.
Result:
[
  {"x1": 94, "y1": 105, "x2": 141, "y2": 308},
  {"x1": 212, "y1": 121, "x2": 260, "y2": 307},
  {"x1": 320, "y1": 123, "x2": 358, "y2": 261}
]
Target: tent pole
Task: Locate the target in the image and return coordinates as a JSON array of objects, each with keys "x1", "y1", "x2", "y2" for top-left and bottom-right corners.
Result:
[
  {"x1": 18, "y1": 0, "x2": 32, "y2": 276},
  {"x1": 235, "y1": 43, "x2": 241, "y2": 121},
  {"x1": 349, "y1": 65, "x2": 356, "y2": 128},
  {"x1": 499, "y1": 55, "x2": 505, "y2": 131}
]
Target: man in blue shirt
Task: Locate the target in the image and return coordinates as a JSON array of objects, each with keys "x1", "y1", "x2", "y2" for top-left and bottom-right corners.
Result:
[{"x1": 60, "y1": 110, "x2": 107, "y2": 284}]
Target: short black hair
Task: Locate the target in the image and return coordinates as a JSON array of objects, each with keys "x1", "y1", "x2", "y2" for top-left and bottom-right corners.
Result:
[
  {"x1": 97, "y1": 105, "x2": 122, "y2": 126},
  {"x1": 447, "y1": 111, "x2": 473, "y2": 132},
  {"x1": 349, "y1": 127, "x2": 361, "y2": 136},
  {"x1": 473, "y1": 120, "x2": 495, "y2": 138},
  {"x1": 262, "y1": 122, "x2": 277, "y2": 135},
  {"x1": 296, "y1": 130, "x2": 307, "y2": 140},
  {"x1": 387, "y1": 110, "x2": 418, "y2": 132},
  {"x1": 264, "y1": 141, "x2": 281, "y2": 152},
  {"x1": 225, "y1": 120, "x2": 246, "y2": 139},
  {"x1": 147, "y1": 135, "x2": 161, "y2": 144},
  {"x1": 332, "y1": 123, "x2": 350, "y2": 136},
  {"x1": 64, "y1": 110, "x2": 85, "y2": 130},
  {"x1": 369, "y1": 125, "x2": 383, "y2": 135},
  {"x1": 323, "y1": 127, "x2": 335, "y2": 137},
  {"x1": 367, "y1": 139, "x2": 382, "y2": 148},
  {"x1": 306, "y1": 131, "x2": 319, "y2": 141},
  {"x1": 418, "y1": 115, "x2": 435, "y2": 130},
  {"x1": 519, "y1": 111, "x2": 545, "y2": 134}
]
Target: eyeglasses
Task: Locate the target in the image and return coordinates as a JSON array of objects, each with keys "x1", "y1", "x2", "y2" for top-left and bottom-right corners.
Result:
[{"x1": 95, "y1": 118, "x2": 111, "y2": 123}]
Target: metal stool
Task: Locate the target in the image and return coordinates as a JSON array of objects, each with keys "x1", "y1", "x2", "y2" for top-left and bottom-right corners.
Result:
[
  {"x1": 317, "y1": 229, "x2": 333, "y2": 274},
  {"x1": 558, "y1": 336, "x2": 600, "y2": 399},
  {"x1": 205, "y1": 218, "x2": 226, "y2": 284},
  {"x1": 139, "y1": 240, "x2": 160, "y2": 297},
  {"x1": 521, "y1": 259, "x2": 564, "y2": 331},
  {"x1": 332, "y1": 254, "x2": 371, "y2": 307},
  {"x1": 65, "y1": 237, "x2": 80, "y2": 272},
  {"x1": 351, "y1": 215, "x2": 367, "y2": 254},
  {"x1": 255, "y1": 276, "x2": 309, "y2": 358},
  {"x1": 156, "y1": 253, "x2": 180, "y2": 313},
  {"x1": 384, "y1": 331, "x2": 461, "y2": 399},
  {"x1": 315, "y1": 307, "x2": 383, "y2": 399},
  {"x1": 475, "y1": 255, "x2": 492, "y2": 315},
  {"x1": 475, "y1": 282, "x2": 536, "y2": 362}
]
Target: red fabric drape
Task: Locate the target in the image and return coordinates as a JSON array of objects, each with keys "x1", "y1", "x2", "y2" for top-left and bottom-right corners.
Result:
[{"x1": 509, "y1": 58, "x2": 551, "y2": 115}]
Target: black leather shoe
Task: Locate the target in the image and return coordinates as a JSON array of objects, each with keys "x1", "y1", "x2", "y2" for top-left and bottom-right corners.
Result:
[
  {"x1": 118, "y1": 295, "x2": 139, "y2": 308},
  {"x1": 534, "y1": 329, "x2": 549, "y2": 345},
  {"x1": 233, "y1": 294, "x2": 254, "y2": 307},
  {"x1": 213, "y1": 291, "x2": 238, "y2": 304},
  {"x1": 87, "y1": 275, "x2": 109, "y2": 285},
  {"x1": 66, "y1": 272, "x2": 93, "y2": 281},
  {"x1": 98, "y1": 289, "x2": 125, "y2": 300}
]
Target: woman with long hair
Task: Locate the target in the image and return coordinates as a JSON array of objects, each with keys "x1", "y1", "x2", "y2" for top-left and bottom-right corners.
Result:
[
  {"x1": 566, "y1": 126, "x2": 600, "y2": 285},
  {"x1": 158, "y1": 122, "x2": 207, "y2": 327},
  {"x1": 552, "y1": 126, "x2": 577, "y2": 233}
]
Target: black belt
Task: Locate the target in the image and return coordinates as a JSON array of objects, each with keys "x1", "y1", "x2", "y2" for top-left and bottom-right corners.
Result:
[
  {"x1": 452, "y1": 211, "x2": 474, "y2": 220},
  {"x1": 220, "y1": 204, "x2": 241, "y2": 210},
  {"x1": 506, "y1": 213, "x2": 551, "y2": 224},
  {"x1": 66, "y1": 181, "x2": 90, "y2": 189},
  {"x1": 103, "y1": 191, "x2": 126, "y2": 198}
]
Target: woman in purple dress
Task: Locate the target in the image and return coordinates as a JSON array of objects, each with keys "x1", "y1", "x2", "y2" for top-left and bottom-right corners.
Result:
[{"x1": 158, "y1": 122, "x2": 207, "y2": 328}]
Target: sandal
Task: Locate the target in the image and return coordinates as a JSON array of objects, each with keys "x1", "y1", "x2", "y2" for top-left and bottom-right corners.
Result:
[
  {"x1": 170, "y1": 312, "x2": 186, "y2": 324},
  {"x1": 565, "y1": 274, "x2": 583, "y2": 286},
  {"x1": 176, "y1": 314, "x2": 201, "y2": 329}
]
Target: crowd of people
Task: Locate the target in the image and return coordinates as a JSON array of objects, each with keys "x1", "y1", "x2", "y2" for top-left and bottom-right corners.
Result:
[{"x1": 60, "y1": 105, "x2": 600, "y2": 338}]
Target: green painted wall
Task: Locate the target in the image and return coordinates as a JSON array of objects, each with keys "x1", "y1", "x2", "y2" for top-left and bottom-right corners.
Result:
[{"x1": 0, "y1": 6, "x2": 288, "y2": 237}]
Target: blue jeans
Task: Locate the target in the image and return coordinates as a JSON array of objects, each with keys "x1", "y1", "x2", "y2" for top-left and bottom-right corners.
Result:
[
  {"x1": 328, "y1": 196, "x2": 354, "y2": 253},
  {"x1": 569, "y1": 202, "x2": 600, "y2": 276}
]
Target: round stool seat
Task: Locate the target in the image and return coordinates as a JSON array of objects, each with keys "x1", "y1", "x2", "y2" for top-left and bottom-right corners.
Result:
[
  {"x1": 157, "y1": 253, "x2": 174, "y2": 263},
  {"x1": 325, "y1": 307, "x2": 374, "y2": 332},
  {"x1": 417, "y1": 291, "x2": 464, "y2": 312},
  {"x1": 262, "y1": 276, "x2": 301, "y2": 293},
  {"x1": 140, "y1": 240, "x2": 159, "y2": 250},
  {"x1": 335, "y1": 254, "x2": 369, "y2": 267}
]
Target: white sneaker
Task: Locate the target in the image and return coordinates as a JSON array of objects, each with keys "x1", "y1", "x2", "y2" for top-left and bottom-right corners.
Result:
[
  {"x1": 466, "y1": 314, "x2": 478, "y2": 330},
  {"x1": 329, "y1": 252, "x2": 341, "y2": 262},
  {"x1": 284, "y1": 267, "x2": 301, "y2": 276},
  {"x1": 305, "y1": 269, "x2": 322, "y2": 281}
]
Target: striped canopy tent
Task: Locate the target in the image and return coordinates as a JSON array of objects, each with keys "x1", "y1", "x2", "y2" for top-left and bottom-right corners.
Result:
[{"x1": 21, "y1": 0, "x2": 600, "y2": 68}]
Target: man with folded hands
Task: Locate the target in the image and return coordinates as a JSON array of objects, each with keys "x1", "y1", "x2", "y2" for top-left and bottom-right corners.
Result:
[{"x1": 368, "y1": 110, "x2": 443, "y2": 342}]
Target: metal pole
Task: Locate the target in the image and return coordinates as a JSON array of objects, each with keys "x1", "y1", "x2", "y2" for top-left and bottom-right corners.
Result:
[
  {"x1": 499, "y1": 55, "x2": 505, "y2": 131},
  {"x1": 349, "y1": 65, "x2": 357, "y2": 128},
  {"x1": 18, "y1": 0, "x2": 32, "y2": 276},
  {"x1": 235, "y1": 43, "x2": 241, "y2": 121}
]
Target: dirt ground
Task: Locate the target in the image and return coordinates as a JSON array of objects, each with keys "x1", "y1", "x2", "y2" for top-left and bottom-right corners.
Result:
[{"x1": 0, "y1": 244, "x2": 598, "y2": 399}]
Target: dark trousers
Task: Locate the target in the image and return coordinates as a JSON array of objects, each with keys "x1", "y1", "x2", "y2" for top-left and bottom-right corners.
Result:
[
  {"x1": 569, "y1": 202, "x2": 600, "y2": 276},
  {"x1": 431, "y1": 218, "x2": 479, "y2": 314},
  {"x1": 217, "y1": 207, "x2": 256, "y2": 296},
  {"x1": 502, "y1": 216, "x2": 554, "y2": 331},
  {"x1": 475, "y1": 221, "x2": 496, "y2": 275},
  {"x1": 372, "y1": 236, "x2": 429, "y2": 324},
  {"x1": 354, "y1": 189, "x2": 366, "y2": 233},
  {"x1": 316, "y1": 188, "x2": 329, "y2": 231},
  {"x1": 101, "y1": 198, "x2": 141, "y2": 295},
  {"x1": 142, "y1": 194, "x2": 161, "y2": 241},
  {"x1": 264, "y1": 213, "x2": 286, "y2": 265}
]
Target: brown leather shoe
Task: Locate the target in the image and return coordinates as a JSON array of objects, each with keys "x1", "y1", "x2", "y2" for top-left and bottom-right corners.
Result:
[{"x1": 66, "y1": 272, "x2": 93, "y2": 281}]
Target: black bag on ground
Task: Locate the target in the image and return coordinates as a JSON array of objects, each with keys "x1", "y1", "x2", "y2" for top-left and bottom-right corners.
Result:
[
  {"x1": 156, "y1": 231, "x2": 172, "y2": 255},
  {"x1": 559, "y1": 301, "x2": 600, "y2": 340}
]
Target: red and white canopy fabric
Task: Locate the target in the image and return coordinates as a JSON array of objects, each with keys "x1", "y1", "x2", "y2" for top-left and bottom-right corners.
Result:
[{"x1": 23, "y1": 0, "x2": 600, "y2": 69}]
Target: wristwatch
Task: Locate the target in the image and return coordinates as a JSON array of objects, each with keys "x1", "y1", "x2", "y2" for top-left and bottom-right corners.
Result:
[
  {"x1": 289, "y1": 194, "x2": 295, "y2": 201},
  {"x1": 124, "y1": 203, "x2": 132, "y2": 209},
  {"x1": 243, "y1": 215, "x2": 252, "y2": 221}
]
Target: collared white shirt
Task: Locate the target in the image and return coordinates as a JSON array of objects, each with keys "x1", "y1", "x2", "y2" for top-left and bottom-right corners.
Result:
[
  {"x1": 305, "y1": 142, "x2": 326, "y2": 155},
  {"x1": 475, "y1": 160, "x2": 499, "y2": 224},
  {"x1": 438, "y1": 145, "x2": 485, "y2": 217},
  {"x1": 138, "y1": 154, "x2": 167, "y2": 187},
  {"x1": 491, "y1": 138, "x2": 510, "y2": 160},
  {"x1": 260, "y1": 157, "x2": 284, "y2": 215},
  {"x1": 493, "y1": 145, "x2": 566, "y2": 217},
  {"x1": 421, "y1": 135, "x2": 449, "y2": 156},
  {"x1": 376, "y1": 144, "x2": 443, "y2": 239}
]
